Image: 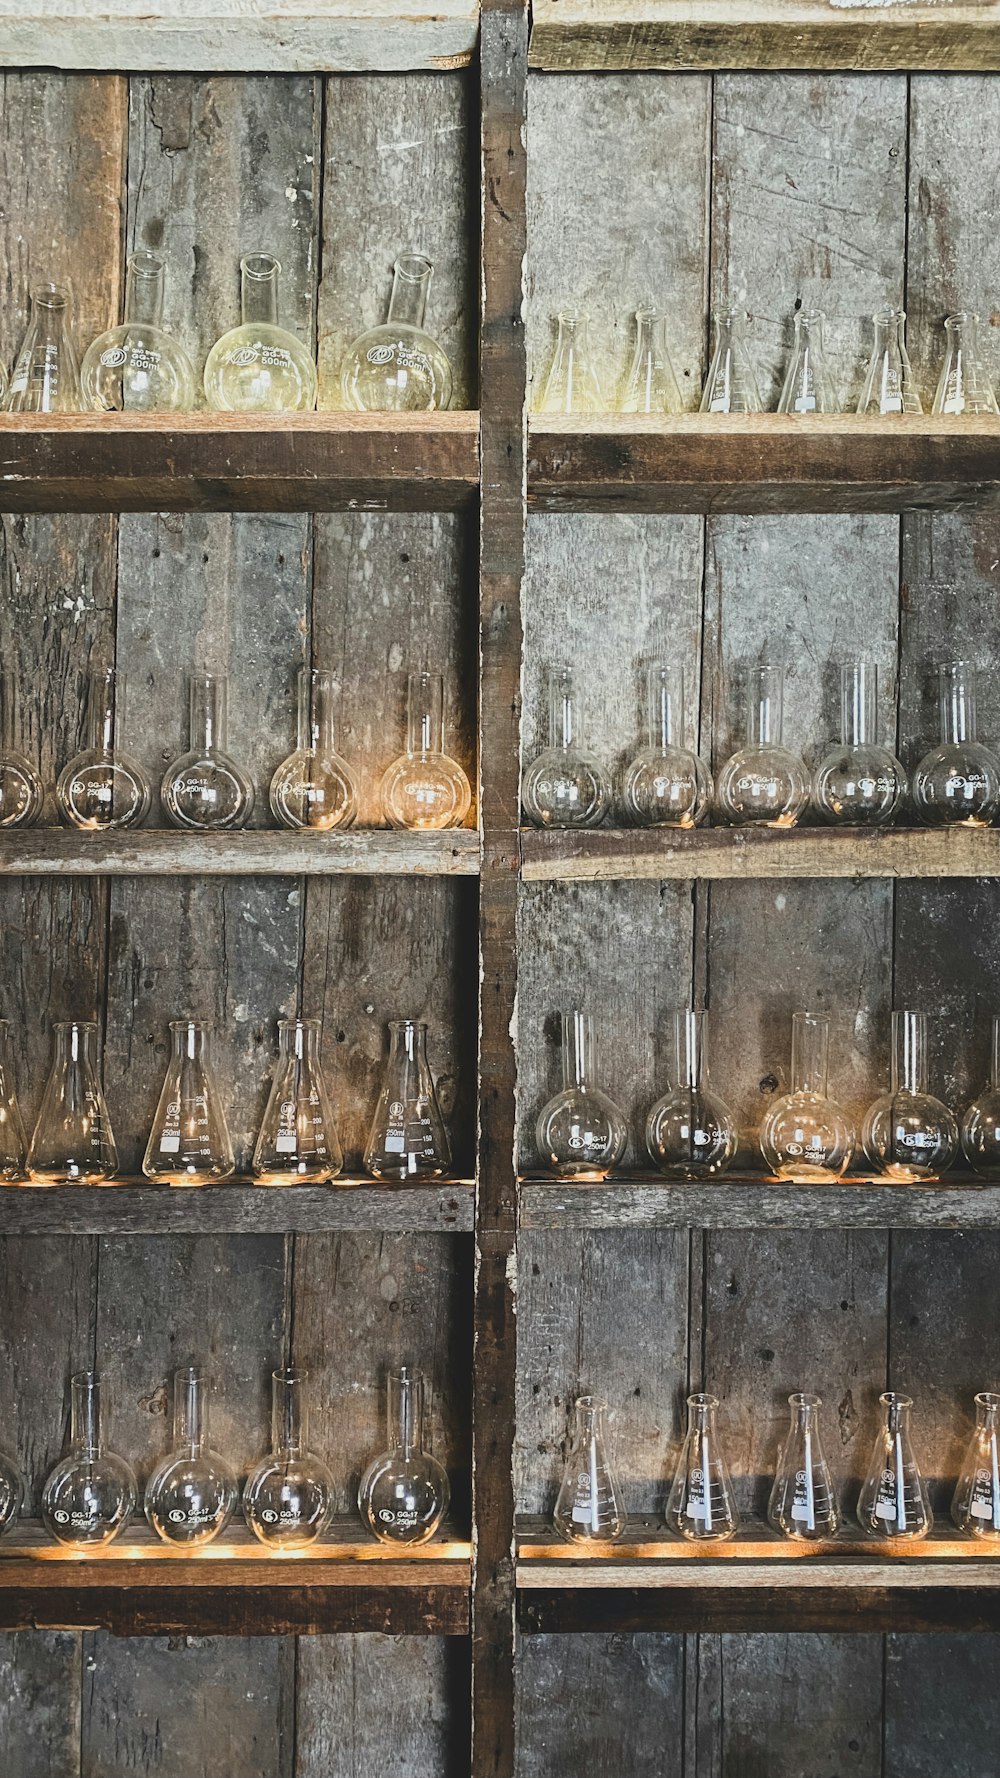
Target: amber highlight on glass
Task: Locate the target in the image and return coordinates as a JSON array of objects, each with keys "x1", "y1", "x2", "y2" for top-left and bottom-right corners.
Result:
[
  {"x1": 857, "y1": 1391, "x2": 931, "y2": 1540},
  {"x1": 952, "y1": 1392, "x2": 1000, "y2": 1538},
  {"x1": 161, "y1": 672, "x2": 254, "y2": 831},
  {"x1": 244, "y1": 1368, "x2": 335, "y2": 1549},
  {"x1": 522, "y1": 666, "x2": 610, "y2": 829},
  {"x1": 41, "y1": 1371, "x2": 136, "y2": 1547},
  {"x1": 142, "y1": 1020, "x2": 235, "y2": 1185},
  {"x1": 536, "y1": 309, "x2": 605, "y2": 414},
  {"x1": 0, "y1": 671, "x2": 43, "y2": 829},
  {"x1": 253, "y1": 1017, "x2": 343, "y2": 1184},
  {"x1": 777, "y1": 309, "x2": 835, "y2": 415},
  {"x1": 623, "y1": 663, "x2": 712, "y2": 829},
  {"x1": 56, "y1": 668, "x2": 151, "y2": 830},
  {"x1": 812, "y1": 660, "x2": 905, "y2": 827},
  {"x1": 961, "y1": 1017, "x2": 1000, "y2": 1176},
  {"x1": 359, "y1": 1366, "x2": 450, "y2": 1545},
  {"x1": 0, "y1": 1021, "x2": 27, "y2": 1182},
  {"x1": 911, "y1": 660, "x2": 1000, "y2": 827},
  {"x1": 380, "y1": 670, "x2": 471, "y2": 831},
  {"x1": 27, "y1": 1020, "x2": 118, "y2": 1185},
  {"x1": 768, "y1": 1392, "x2": 839, "y2": 1539},
  {"x1": 760, "y1": 1011, "x2": 855, "y2": 1182},
  {"x1": 666, "y1": 1392, "x2": 739, "y2": 1542},
  {"x1": 700, "y1": 306, "x2": 762, "y2": 414},
  {"x1": 145, "y1": 1365, "x2": 238, "y2": 1547},
  {"x1": 536, "y1": 1011, "x2": 628, "y2": 1180},
  {"x1": 81, "y1": 249, "x2": 196, "y2": 412},
  {"x1": 717, "y1": 663, "x2": 808, "y2": 827},
  {"x1": 204, "y1": 252, "x2": 317, "y2": 413},
  {"x1": 5, "y1": 282, "x2": 81, "y2": 413},
  {"x1": 340, "y1": 253, "x2": 454, "y2": 412},
  {"x1": 861, "y1": 1009, "x2": 958, "y2": 1181},
  {"x1": 270, "y1": 667, "x2": 357, "y2": 831},
  {"x1": 932, "y1": 312, "x2": 999, "y2": 416},
  {"x1": 553, "y1": 1396, "x2": 626, "y2": 1543},
  {"x1": 364, "y1": 1019, "x2": 451, "y2": 1181},
  {"x1": 645, "y1": 1009, "x2": 736, "y2": 1180},
  {"x1": 618, "y1": 307, "x2": 681, "y2": 415}
]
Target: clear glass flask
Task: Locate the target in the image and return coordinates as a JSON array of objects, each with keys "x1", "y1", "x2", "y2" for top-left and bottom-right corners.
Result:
[
  {"x1": 666, "y1": 1392, "x2": 739, "y2": 1542},
  {"x1": 699, "y1": 306, "x2": 763, "y2": 414},
  {"x1": 536, "y1": 1011, "x2": 628, "y2": 1180},
  {"x1": 142, "y1": 1020, "x2": 235, "y2": 1185},
  {"x1": 777, "y1": 310, "x2": 835, "y2": 415},
  {"x1": 912, "y1": 660, "x2": 1000, "y2": 827},
  {"x1": 522, "y1": 667, "x2": 611, "y2": 829},
  {"x1": 27, "y1": 1020, "x2": 118, "y2": 1185},
  {"x1": 0, "y1": 1021, "x2": 27, "y2": 1182},
  {"x1": 760, "y1": 1012, "x2": 855, "y2": 1181},
  {"x1": 204, "y1": 253, "x2": 317, "y2": 413},
  {"x1": 270, "y1": 667, "x2": 357, "y2": 831},
  {"x1": 716, "y1": 663, "x2": 809, "y2": 826},
  {"x1": 0, "y1": 1442, "x2": 22, "y2": 1536},
  {"x1": 379, "y1": 670, "x2": 471, "y2": 831},
  {"x1": 553, "y1": 1396, "x2": 626, "y2": 1543},
  {"x1": 161, "y1": 673, "x2": 255, "y2": 831},
  {"x1": 340, "y1": 253, "x2": 454, "y2": 412},
  {"x1": 768, "y1": 1392, "x2": 839, "y2": 1539},
  {"x1": 812, "y1": 660, "x2": 905, "y2": 826},
  {"x1": 857, "y1": 307, "x2": 922, "y2": 416},
  {"x1": 645, "y1": 1009, "x2": 737, "y2": 1180},
  {"x1": 536, "y1": 309, "x2": 605, "y2": 414},
  {"x1": 952, "y1": 1392, "x2": 1000, "y2": 1538},
  {"x1": 41, "y1": 1372, "x2": 136, "y2": 1548},
  {"x1": 56, "y1": 668, "x2": 151, "y2": 830},
  {"x1": 359, "y1": 1365, "x2": 449, "y2": 1545},
  {"x1": 244, "y1": 1368, "x2": 335, "y2": 1549},
  {"x1": 5, "y1": 282, "x2": 82, "y2": 413},
  {"x1": 862, "y1": 1009, "x2": 959, "y2": 1181},
  {"x1": 80, "y1": 250, "x2": 196, "y2": 413},
  {"x1": 618, "y1": 307, "x2": 682, "y2": 415},
  {"x1": 253, "y1": 1017, "x2": 343, "y2": 1185},
  {"x1": 857, "y1": 1391, "x2": 931, "y2": 1540},
  {"x1": 961, "y1": 1017, "x2": 1000, "y2": 1176},
  {"x1": 622, "y1": 663, "x2": 712, "y2": 829},
  {"x1": 0, "y1": 672, "x2": 44, "y2": 829},
  {"x1": 932, "y1": 312, "x2": 999, "y2": 416},
  {"x1": 145, "y1": 1365, "x2": 238, "y2": 1547},
  {"x1": 364, "y1": 1019, "x2": 451, "y2": 1182}
]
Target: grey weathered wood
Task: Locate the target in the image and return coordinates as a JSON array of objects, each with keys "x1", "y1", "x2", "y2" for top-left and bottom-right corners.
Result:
[
  {"x1": 0, "y1": 1632, "x2": 81, "y2": 1776},
  {"x1": 518, "y1": 1176, "x2": 1000, "y2": 1230},
  {"x1": 520, "y1": 824, "x2": 1000, "y2": 881},
  {"x1": 296, "y1": 1638, "x2": 466, "y2": 1778},
  {"x1": 516, "y1": 1632, "x2": 685, "y2": 1778},
  {"x1": 0, "y1": 828, "x2": 480, "y2": 876},
  {"x1": 0, "y1": 1181, "x2": 474, "y2": 1234}
]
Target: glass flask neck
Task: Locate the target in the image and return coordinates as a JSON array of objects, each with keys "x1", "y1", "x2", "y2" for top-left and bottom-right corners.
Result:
[
  {"x1": 189, "y1": 673, "x2": 228, "y2": 752},
  {"x1": 53, "y1": 1021, "x2": 98, "y2": 1067},
  {"x1": 713, "y1": 306, "x2": 747, "y2": 347},
  {"x1": 86, "y1": 668, "x2": 117, "y2": 754},
  {"x1": 30, "y1": 283, "x2": 72, "y2": 344},
  {"x1": 70, "y1": 1371, "x2": 102, "y2": 1458},
  {"x1": 794, "y1": 309, "x2": 823, "y2": 347},
  {"x1": 976, "y1": 1391, "x2": 1000, "y2": 1431},
  {"x1": 278, "y1": 1017, "x2": 321, "y2": 1064},
  {"x1": 272, "y1": 1368, "x2": 307, "y2": 1456},
  {"x1": 945, "y1": 312, "x2": 978, "y2": 352},
  {"x1": 939, "y1": 660, "x2": 978, "y2": 744},
  {"x1": 386, "y1": 254, "x2": 432, "y2": 329},
  {"x1": 406, "y1": 671, "x2": 445, "y2": 757},
  {"x1": 674, "y1": 1009, "x2": 707, "y2": 1089},
  {"x1": 240, "y1": 254, "x2": 281, "y2": 327},
  {"x1": 0, "y1": 671, "x2": 18, "y2": 753},
  {"x1": 387, "y1": 1366, "x2": 424, "y2": 1456},
  {"x1": 891, "y1": 1010, "x2": 928, "y2": 1095},
  {"x1": 298, "y1": 668, "x2": 339, "y2": 755},
  {"x1": 686, "y1": 1392, "x2": 719, "y2": 1434},
  {"x1": 647, "y1": 663, "x2": 684, "y2": 751},
  {"x1": 788, "y1": 1390, "x2": 822, "y2": 1429},
  {"x1": 562, "y1": 1010, "x2": 596, "y2": 1090},
  {"x1": 174, "y1": 1366, "x2": 208, "y2": 1453},
  {"x1": 790, "y1": 1011, "x2": 829, "y2": 1095},
  {"x1": 124, "y1": 251, "x2": 165, "y2": 327},
  {"x1": 548, "y1": 667, "x2": 577, "y2": 751},
  {"x1": 841, "y1": 659, "x2": 877, "y2": 747},
  {"x1": 634, "y1": 306, "x2": 665, "y2": 356},
  {"x1": 573, "y1": 1395, "x2": 607, "y2": 1441},
  {"x1": 169, "y1": 1019, "x2": 210, "y2": 1063},
  {"x1": 388, "y1": 1019, "x2": 428, "y2": 1067},
  {"x1": 880, "y1": 1391, "x2": 912, "y2": 1436},
  {"x1": 746, "y1": 664, "x2": 785, "y2": 748},
  {"x1": 872, "y1": 307, "x2": 903, "y2": 351}
]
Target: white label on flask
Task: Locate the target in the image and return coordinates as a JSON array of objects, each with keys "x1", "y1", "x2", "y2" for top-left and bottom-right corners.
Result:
[
  {"x1": 791, "y1": 1473, "x2": 811, "y2": 1522},
  {"x1": 686, "y1": 1468, "x2": 708, "y2": 1519},
  {"x1": 385, "y1": 1134, "x2": 406, "y2": 1154},
  {"x1": 159, "y1": 1134, "x2": 181, "y2": 1153},
  {"x1": 971, "y1": 1469, "x2": 995, "y2": 1519},
  {"x1": 875, "y1": 1470, "x2": 897, "y2": 1520},
  {"x1": 275, "y1": 1134, "x2": 298, "y2": 1154}
]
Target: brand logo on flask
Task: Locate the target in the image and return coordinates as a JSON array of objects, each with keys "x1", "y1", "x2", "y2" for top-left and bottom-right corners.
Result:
[
  {"x1": 53, "y1": 1508, "x2": 70, "y2": 1524},
  {"x1": 261, "y1": 1508, "x2": 279, "y2": 1523},
  {"x1": 229, "y1": 345, "x2": 260, "y2": 367},
  {"x1": 168, "y1": 1507, "x2": 187, "y2": 1523},
  {"x1": 100, "y1": 346, "x2": 129, "y2": 368},
  {"x1": 367, "y1": 344, "x2": 396, "y2": 366}
]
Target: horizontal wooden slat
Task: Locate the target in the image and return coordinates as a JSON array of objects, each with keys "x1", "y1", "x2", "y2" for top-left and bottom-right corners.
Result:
[
  {"x1": 0, "y1": 828, "x2": 480, "y2": 877},
  {"x1": 0, "y1": 1179, "x2": 475, "y2": 1234},
  {"x1": 518, "y1": 1175, "x2": 1000, "y2": 1231},
  {"x1": 519, "y1": 826, "x2": 1000, "y2": 881}
]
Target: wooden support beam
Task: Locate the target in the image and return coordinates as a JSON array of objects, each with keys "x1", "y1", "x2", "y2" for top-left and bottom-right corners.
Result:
[
  {"x1": 0, "y1": 1180, "x2": 475, "y2": 1235},
  {"x1": 519, "y1": 825, "x2": 1000, "y2": 882},
  {"x1": 0, "y1": 828, "x2": 481, "y2": 877},
  {"x1": 519, "y1": 1175, "x2": 1000, "y2": 1231}
]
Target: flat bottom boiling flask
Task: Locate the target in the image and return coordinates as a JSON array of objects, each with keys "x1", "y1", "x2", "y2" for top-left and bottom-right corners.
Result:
[
  {"x1": 41, "y1": 1372, "x2": 136, "y2": 1548},
  {"x1": 359, "y1": 1366, "x2": 449, "y2": 1546},
  {"x1": 767, "y1": 1392, "x2": 839, "y2": 1540},
  {"x1": 145, "y1": 1366, "x2": 238, "y2": 1548},
  {"x1": 536, "y1": 1011, "x2": 627, "y2": 1180},
  {"x1": 244, "y1": 1369, "x2": 334, "y2": 1550},
  {"x1": 553, "y1": 1396, "x2": 626, "y2": 1543},
  {"x1": 0, "y1": 1445, "x2": 23, "y2": 1535},
  {"x1": 857, "y1": 1391, "x2": 931, "y2": 1540},
  {"x1": 645, "y1": 1010, "x2": 736, "y2": 1180},
  {"x1": 666, "y1": 1392, "x2": 739, "y2": 1542}
]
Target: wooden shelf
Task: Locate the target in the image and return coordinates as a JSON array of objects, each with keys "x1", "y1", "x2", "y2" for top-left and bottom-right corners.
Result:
[
  {"x1": 519, "y1": 1173, "x2": 1000, "y2": 1230},
  {"x1": 519, "y1": 825, "x2": 1000, "y2": 882},
  {"x1": 528, "y1": 415, "x2": 1000, "y2": 515},
  {"x1": 0, "y1": 413, "x2": 480, "y2": 515},
  {"x1": 0, "y1": 1179, "x2": 474, "y2": 1235},
  {"x1": 0, "y1": 828, "x2": 480, "y2": 877}
]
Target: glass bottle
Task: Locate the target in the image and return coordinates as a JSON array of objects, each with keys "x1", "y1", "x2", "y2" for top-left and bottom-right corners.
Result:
[
  {"x1": 145, "y1": 1365, "x2": 238, "y2": 1547},
  {"x1": 204, "y1": 253, "x2": 317, "y2": 414},
  {"x1": 379, "y1": 670, "x2": 471, "y2": 831},
  {"x1": 4, "y1": 282, "x2": 82, "y2": 413},
  {"x1": 41, "y1": 1372, "x2": 136, "y2": 1548},
  {"x1": 522, "y1": 667, "x2": 610, "y2": 829},
  {"x1": 56, "y1": 668, "x2": 151, "y2": 831},
  {"x1": 359, "y1": 1365, "x2": 450, "y2": 1546},
  {"x1": 768, "y1": 1392, "x2": 839, "y2": 1540},
  {"x1": 952, "y1": 1392, "x2": 1000, "y2": 1538},
  {"x1": 699, "y1": 306, "x2": 763, "y2": 414},
  {"x1": 716, "y1": 663, "x2": 809, "y2": 826},
  {"x1": 912, "y1": 660, "x2": 1000, "y2": 827},
  {"x1": 857, "y1": 1391, "x2": 931, "y2": 1540},
  {"x1": 0, "y1": 672, "x2": 44, "y2": 829},
  {"x1": 340, "y1": 253, "x2": 454, "y2": 412},
  {"x1": 270, "y1": 667, "x2": 357, "y2": 831},
  {"x1": 553, "y1": 1396, "x2": 626, "y2": 1543},
  {"x1": 622, "y1": 663, "x2": 712, "y2": 829},
  {"x1": 932, "y1": 312, "x2": 999, "y2": 416},
  {"x1": 244, "y1": 1368, "x2": 335, "y2": 1549},
  {"x1": 161, "y1": 673, "x2": 254, "y2": 831},
  {"x1": 536, "y1": 1010, "x2": 627, "y2": 1180},
  {"x1": 536, "y1": 309, "x2": 605, "y2": 415},
  {"x1": 862, "y1": 1009, "x2": 958, "y2": 1182},
  {"x1": 857, "y1": 307, "x2": 922, "y2": 417},
  {"x1": 0, "y1": 1022, "x2": 26, "y2": 1182},
  {"x1": 142, "y1": 1020, "x2": 235, "y2": 1186},
  {"x1": 80, "y1": 250, "x2": 196, "y2": 413},
  {"x1": 961, "y1": 1017, "x2": 1000, "y2": 1176},
  {"x1": 27, "y1": 1020, "x2": 117, "y2": 1185},
  {"x1": 645, "y1": 1009, "x2": 737, "y2": 1180},
  {"x1": 618, "y1": 307, "x2": 682, "y2": 415},
  {"x1": 364, "y1": 1019, "x2": 451, "y2": 1182},
  {"x1": 777, "y1": 310, "x2": 835, "y2": 415},
  {"x1": 0, "y1": 1442, "x2": 22, "y2": 1536},
  {"x1": 760, "y1": 1012, "x2": 855, "y2": 1181},
  {"x1": 666, "y1": 1392, "x2": 739, "y2": 1542},
  {"x1": 812, "y1": 660, "x2": 905, "y2": 827},
  {"x1": 252, "y1": 1017, "x2": 343, "y2": 1185}
]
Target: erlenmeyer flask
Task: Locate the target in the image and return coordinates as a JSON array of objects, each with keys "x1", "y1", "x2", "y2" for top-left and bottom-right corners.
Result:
[
  {"x1": 41, "y1": 1372, "x2": 136, "y2": 1548},
  {"x1": 340, "y1": 253, "x2": 454, "y2": 412},
  {"x1": 5, "y1": 282, "x2": 82, "y2": 413},
  {"x1": 161, "y1": 673, "x2": 254, "y2": 831},
  {"x1": 56, "y1": 667, "x2": 151, "y2": 830},
  {"x1": 536, "y1": 310, "x2": 605, "y2": 414},
  {"x1": 777, "y1": 310, "x2": 835, "y2": 415},
  {"x1": 912, "y1": 660, "x2": 1000, "y2": 826},
  {"x1": 768, "y1": 1392, "x2": 839, "y2": 1539},
  {"x1": 80, "y1": 249, "x2": 196, "y2": 412},
  {"x1": 553, "y1": 1396, "x2": 626, "y2": 1543},
  {"x1": 623, "y1": 663, "x2": 712, "y2": 829},
  {"x1": 812, "y1": 659, "x2": 905, "y2": 826},
  {"x1": 932, "y1": 312, "x2": 999, "y2": 416},
  {"x1": 862, "y1": 1009, "x2": 958, "y2": 1181},
  {"x1": 142, "y1": 1020, "x2": 235, "y2": 1185},
  {"x1": 961, "y1": 1016, "x2": 1000, "y2": 1176},
  {"x1": 761, "y1": 1011, "x2": 855, "y2": 1182},
  {"x1": 204, "y1": 253, "x2": 317, "y2": 413},
  {"x1": 0, "y1": 1441, "x2": 22, "y2": 1535},
  {"x1": 857, "y1": 1391, "x2": 931, "y2": 1539},
  {"x1": 699, "y1": 306, "x2": 762, "y2": 414},
  {"x1": 536, "y1": 1011, "x2": 627, "y2": 1180},
  {"x1": 270, "y1": 668, "x2": 357, "y2": 831},
  {"x1": 952, "y1": 1392, "x2": 1000, "y2": 1538},
  {"x1": 666, "y1": 1392, "x2": 740, "y2": 1542},
  {"x1": 522, "y1": 667, "x2": 611, "y2": 829},
  {"x1": 145, "y1": 1366, "x2": 238, "y2": 1547},
  {"x1": 857, "y1": 307, "x2": 922, "y2": 416},
  {"x1": 379, "y1": 670, "x2": 471, "y2": 831},
  {"x1": 716, "y1": 662, "x2": 809, "y2": 826},
  {"x1": 252, "y1": 1017, "x2": 343, "y2": 1184},
  {"x1": 27, "y1": 1021, "x2": 118, "y2": 1185},
  {"x1": 244, "y1": 1368, "x2": 335, "y2": 1549},
  {"x1": 618, "y1": 307, "x2": 682, "y2": 415},
  {"x1": 359, "y1": 1365, "x2": 450, "y2": 1545},
  {"x1": 0, "y1": 671, "x2": 43, "y2": 829},
  {"x1": 363, "y1": 1019, "x2": 451, "y2": 1182},
  {"x1": 0, "y1": 1021, "x2": 27, "y2": 1182},
  {"x1": 645, "y1": 1009, "x2": 736, "y2": 1179}
]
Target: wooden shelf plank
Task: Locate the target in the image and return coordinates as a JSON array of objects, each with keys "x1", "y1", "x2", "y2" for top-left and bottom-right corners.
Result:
[
  {"x1": 0, "y1": 1179, "x2": 475, "y2": 1235},
  {"x1": 528, "y1": 415, "x2": 1000, "y2": 515},
  {"x1": 518, "y1": 1174, "x2": 1000, "y2": 1231},
  {"x1": 0, "y1": 412, "x2": 480, "y2": 515},
  {"x1": 0, "y1": 829, "x2": 480, "y2": 878},
  {"x1": 519, "y1": 826, "x2": 1000, "y2": 882}
]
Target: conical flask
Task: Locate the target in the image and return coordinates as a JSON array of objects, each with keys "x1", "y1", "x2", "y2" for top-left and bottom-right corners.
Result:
[
  {"x1": 857, "y1": 307, "x2": 922, "y2": 416},
  {"x1": 522, "y1": 667, "x2": 611, "y2": 829},
  {"x1": 536, "y1": 310, "x2": 605, "y2": 414},
  {"x1": 363, "y1": 1019, "x2": 451, "y2": 1182},
  {"x1": 0, "y1": 671, "x2": 44, "y2": 830},
  {"x1": 666, "y1": 1392, "x2": 740, "y2": 1542},
  {"x1": 27, "y1": 1021, "x2": 118, "y2": 1185},
  {"x1": 768, "y1": 1392, "x2": 839, "y2": 1540},
  {"x1": 699, "y1": 306, "x2": 762, "y2": 413},
  {"x1": 270, "y1": 668, "x2": 358, "y2": 831},
  {"x1": 340, "y1": 253, "x2": 454, "y2": 412},
  {"x1": 56, "y1": 667, "x2": 151, "y2": 830},
  {"x1": 777, "y1": 310, "x2": 836, "y2": 415},
  {"x1": 379, "y1": 670, "x2": 471, "y2": 831},
  {"x1": 861, "y1": 1009, "x2": 958, "y2": 1181},
  {"x1": 536, "y1": 1011, "x2": 628, "y2": 1180},
  {"x1": 143, "y1": 1020, "x2": 235, "y2": 1186},
  {"x1": 252, "y1": 1017, "x2": 343, "y2": 1185},
  {"x1": 204, "y1": 253, "x2": 317, "y2": 413},
  {"x1": 952, "y1": 1392, "x2": 1000, "y2": 1538},
  {"x1": 961, "y1": 1016, "x2": 1000, "y2": 1176},
  {"x1": 622, "y1": 663, "x2": 712, "y2": 829},
  {"x1": 80, "y1": 249, "x2": 196, "y2": 412},
  {"x1": 5, "y1": 282, "x2": 82, "y2": 413},
  {"x1": 0, "y1": 1441, "x2": 22, "y2": 1536},
  {"x1": 618, "y1": 307, "x2": 682, "y2": 415},
  {"x1": 145, "y1": 1365, "x2": 238, "y2": 1547},
  {"x1": 857, "y1": 1390, "x2": 931, "y2": 1540},
  {"x1": 0, "y1": 1021, "x2": 27, "y2": 1183},
  {"x1": 553, "y1": 1396, "x2": 626, "y2": 1543},
  {"x1": 41, "y1": 1372, "x2": 136, "y2": 1548},
  {"x1": 645, "y1": 1008, "x2": 736, "y2": 1180},
  {"x1": 932, "y1": 312, "x2": 999, "y2": 416},
  {"x1": 244, "y1": 1368, "x2": 335, "y2": 1549}
]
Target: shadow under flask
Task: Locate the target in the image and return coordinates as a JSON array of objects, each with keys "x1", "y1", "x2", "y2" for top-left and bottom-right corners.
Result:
[
  {"x1": 161, "y1": 673, "x2": 254, "y2": 831},
  {"x1": 0, "y1": 1439, "x2": 22, "y2": 1536},
  {"x1": 522, "y1": 667, "x2": 610, "y2": 829},
  {"x1": 56, "y1": 667, "x2": 151, "y2": 830},
  {"x1": 768, "y1": 1392, "x2": 839, "y2": 1540},
  {"x1": 932, "y1": 312, "x2": 999, "y2": 416},
  {"x1": 5, "y1": 282, "x2": 81, "y2": 413},
  {"x1": 204, "y1": 252, "x2": 316, "y2": 413},
  {"x1": 270, "y1": 667, "x2": 357, "y2": 831},
  {"x1": 553, "y1": 1396, "x2": 626, "y2": 1544},
  {"x1": 536, "y1": 1011, "x2": 627, "y2": 1180},
  {"x1": 340, "y1": 253, "x2": 454, "y2": 412},
  {"x1": 777, "y1": 309, "x2": 836, "y2": 414},
  {"x1": 700, "y1": 306, "x2": 762, "y2": 414},
  {"x1": 760, "y1": 1011, "x2": 855, "y2": 1182},
  {"x1": 857, "y1": 307, "x2": 922, "y2": 416},
  {"x1": 379, "y1": 670, "x2": 471, "y2": 831},
  {"x1": 143, "y1": 1020, "x2": 235, "y2": 1186},
  {"x1": 716, "y1": 663, "x2": 808, "y2": 827},
  {"x1": 364, "y1": 1019, "x2": 451, "y2": 1182},
  {"x1": 623, "y1": 663, "x2": 712, "y2": 829},
  {"x1": 41, "y1": 1372, "x2": 136, "y2": 1548},
  {"x1": 912, "y1": 660, "x2": 1000, "y2": 827},
  {"x1": 862, "y1": 1009, "x2": 958, "y2": 1182},
  {"x1": 666, "y1": 1392, "x2": 740, "y2": 1542},
  {"x1": 536, "y1": 309, "x2": 605, "y2": 415},
  {"x1": 618, "y1": 307, "x2": 681, "y2": 414},
  {"x1": 359, "y1": 1366, "x2": 450, "y2": 1546},
  {"x1": 244, "y1": 1368, "x2": 335, "y2": 1549},
  {"x1": 253, "y1": 1017, "x2": 343, "y2": 1185},
  {"x1": 645, "y1": 1009, "x2": 736, "y2": 1180},
  {"x1": 27, "y1": 1020, "x2": 118, "y2": 1185},
  {"x1": 952, "y1": 1392, "x2": 1000, "y2": 1538},
  {"x1": 145, "y1": 1366, "x2": 238, "y2": 1547},
  {"x1": 80, "y1": 249, "x2": 196, "y2": 412},
  {"x1": 0, "y1": 671, "x2": 43, "y2": 829},
  {"x1": 961, "y1": 1016, "x2": 1000, "y2": 1176},
  {"x1": 0, "y1": 1020, "x2": 27, "y2": 1182},
  {"x1": 857, "y1": 1391, "x2": 931, "y2": 1540},
  {"x1": 812, "y1": 659, "x2": 905, "y2": 827}
]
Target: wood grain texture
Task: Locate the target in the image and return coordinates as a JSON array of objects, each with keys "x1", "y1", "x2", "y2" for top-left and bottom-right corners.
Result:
[
  {"x1": 296, "y1": 1637, "x2": 471, "y2": 1778},
  {"x1": 0, "y1": 1180, "x2": 474, "y2": 1234},
  {"x1": 516, "y1": 1632, "x2": 685, "y2": 1778},
  {"x1": 0, "y1": 1585, "x2": 470, "y2": 1637},
  {"x1": 0, "y1": 828, "x2": 480, "y2": 875},
  {"x1": 520, "y1": 824, "x2": 1000, "y2": 881},
  {"x1": 519, "y1": 1175, "x2": 1000, "y2": 1230}
]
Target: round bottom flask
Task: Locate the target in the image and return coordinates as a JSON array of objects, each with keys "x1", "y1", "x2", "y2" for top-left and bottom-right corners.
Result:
[
  {"x1": 862, "y1": 1011, "x2": 957, "y2": 1182},
  {"x1": 244, "y1": 1370, "x2": 334, "y2": 1550},
  {"x1": 645, "y1": 1010, "x2": 736, "y2": 1180},
  {"x1": 145, "y1": 1367, "x2": 237, "y2": 1548},
  {"x1": 359, "y1": 1367, "x2": 449, "y2": 1546},
  {"x1": 760, "y1": 1012, "x2": 854, "y2": 1183},
  {"x1": 535, "y1": 1011, "x2": 627, "y2": 1181},
  {"x1": 41, "y1": 1373, "x2": 136, "y2": 1548}
]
